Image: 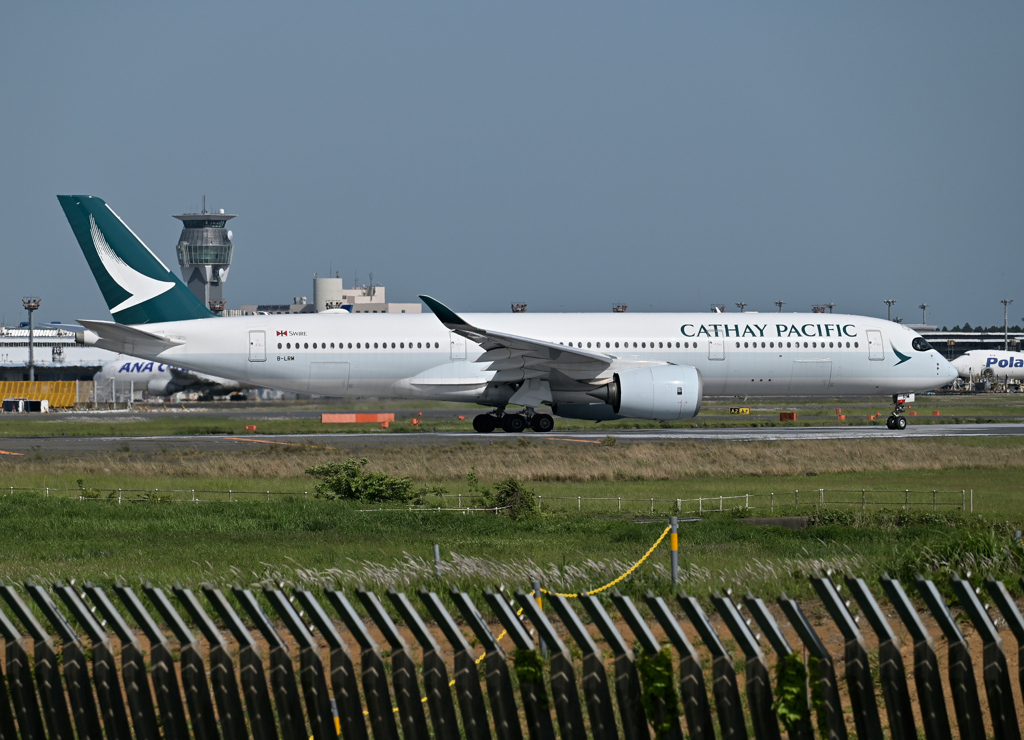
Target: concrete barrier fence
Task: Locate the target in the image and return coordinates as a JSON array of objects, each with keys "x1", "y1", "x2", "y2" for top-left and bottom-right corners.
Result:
[{"x1": 0, "y1": 568, "x2": 1020, "y2": 740}]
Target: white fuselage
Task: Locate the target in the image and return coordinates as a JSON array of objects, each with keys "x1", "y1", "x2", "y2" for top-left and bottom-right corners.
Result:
[
  {"x1": 96, "y1": 312, "x2": 957, "y2": 405},
  {"x1": 951, "y1": 350, "x2": 1024, "y2": 382}
]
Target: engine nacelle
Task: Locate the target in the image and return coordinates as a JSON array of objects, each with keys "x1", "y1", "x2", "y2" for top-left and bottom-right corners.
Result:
[
  {"x1": 588, "y1": 365, "x2": 702, "y2": 421},
  {"x1": 550, "y1": 403, "x2": 623, "y2": 422}
]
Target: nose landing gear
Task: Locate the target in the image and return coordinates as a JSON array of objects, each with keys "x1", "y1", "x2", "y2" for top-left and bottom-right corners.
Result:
[{"x1": 886, "y1": 394, "x2": 911, "y2": 430}]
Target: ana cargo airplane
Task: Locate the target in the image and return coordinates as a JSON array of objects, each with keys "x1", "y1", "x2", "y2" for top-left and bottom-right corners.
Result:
[
  {"x1": 59, "y1": 195, "x2": 958, "y2": 432},
  {"x1": 951, "y1": 350, "x2": 1024, "y2": 382},
  {"x1": 92, "y1": 359, "x2": 249, "y2": 399}
]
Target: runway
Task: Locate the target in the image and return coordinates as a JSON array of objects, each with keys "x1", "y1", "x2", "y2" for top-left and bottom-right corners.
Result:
[{"x1": 1, "y1": 422, "x2": 1022, "y2": 455}]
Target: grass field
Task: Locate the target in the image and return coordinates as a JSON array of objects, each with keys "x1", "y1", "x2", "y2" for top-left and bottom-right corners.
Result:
[{"x1": 1, "y1": 431, "x2": 1022, "y2": 604}]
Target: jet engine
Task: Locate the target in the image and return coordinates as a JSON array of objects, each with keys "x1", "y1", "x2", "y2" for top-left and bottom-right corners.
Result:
[{"x1": 587, "y1": 365, "x2": 702, "y2": 421}]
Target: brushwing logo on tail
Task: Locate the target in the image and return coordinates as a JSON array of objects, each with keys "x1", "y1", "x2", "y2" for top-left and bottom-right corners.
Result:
[{"x1": 89, "y1": 215, "x2": 174, "y2": 313}]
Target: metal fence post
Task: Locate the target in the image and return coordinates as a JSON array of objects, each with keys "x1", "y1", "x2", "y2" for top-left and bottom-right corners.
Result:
[
  {"x1": 777, "y1": 593, "x2": 847, "y2": 740},
  {"x1": 845, "y1": 577, "x2": 916, "y2": 740},
  {"x1": 646, "y1": 593, "x2": 715, "y2": 740},
  {"x1": 356, "y1": 590, "x2": 431, "y2": 740},
  {"x1": 0, "y1": 590, "x2": 46, "y2": 740},
  {"x1": 915, "y1": 576, "x2": 983, "y2": 739},
  {"x1": 743, "y1": 592, "x2": 813, "y2": 740},
  {"x1": 56, "y1": 583, "x2": 134, "y2": 740},
  {"x1": 326, "y1": 590, "x2": 401, "y2": 740},
  {"x1": 949, "y1": 575, "x2": 1019, "y2": 739},
  {"x1": 879, "y1": 575, "x2": 952, "y2": 740},
  {"x1": 548, "y1": 594, "x2": 618, "y2": 740},
  {"x1": 677, "y1": 591, "x2": 748, "y2": 739},
  {"x1": 202, "y1": 586, "x2": 279, "y2": 740},
  {"x1": 236, "y1": 586, "x2": 309, "y2": 740},
  {"x1": 987, "y1": 577, "x2": 1024, "y2": 709},
  {"x1": 517, "y1": 590, "x2": 589, "y2": 740},
  {"x1": 26, "y1": 581, "x2": 104, "y2": 740},
  {"x1": 145, "y1": 585, "x2": 220, "y2": 740},
  {"x1": 711, "y1": 591, "x2": 781, "y2": 740},
  {"x1": 450, "y1": 589, "x2": 523, "y2": 740},
  {"x1": 115, "y1": 585, "x2": 191, "y2": 740},
  {"x1": 580, "y1": 593, "x2": 648, "y2": 740},
  {"x1": 434, "y1": 544, "x2": 443, "y2": 577},
  {"x1": 670, "y1": 516, "x2": 679, "y2": 587},
  {"x1": 419, "y1": 589, "x2": 491, "y2": 740},
  {"x1": 810, "y1": 576, "x2": 883, "y2": 739},
  {"x1": 264, "y1": 589, "x2": 338, "y2": 740},
  {"x1": 483, "y1": 589, "x2": 556, "y2": 740}
]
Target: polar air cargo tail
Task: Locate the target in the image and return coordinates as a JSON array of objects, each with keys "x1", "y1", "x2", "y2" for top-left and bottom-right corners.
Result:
[{"x1": 60, "y1": 195, "x2": 958, "y2": 432}]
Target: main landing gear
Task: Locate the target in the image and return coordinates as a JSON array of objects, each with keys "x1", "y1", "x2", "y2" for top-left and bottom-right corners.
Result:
[
  {"x1": 472, "y1": 408, "x2": 554, "y2": 434},
  {"x1": 886, "y1": 395, "x2": 908, "y2": 430}
]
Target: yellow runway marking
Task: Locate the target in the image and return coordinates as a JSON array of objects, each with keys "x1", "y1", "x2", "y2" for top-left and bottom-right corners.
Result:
[{"x1": 546, "y1": 437, "x2": 602, "y2": 444}]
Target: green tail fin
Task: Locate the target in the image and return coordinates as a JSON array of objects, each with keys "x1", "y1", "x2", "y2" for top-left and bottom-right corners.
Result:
[{"x1": 57, "y1": 195, "x2": 216, "y2": 324}]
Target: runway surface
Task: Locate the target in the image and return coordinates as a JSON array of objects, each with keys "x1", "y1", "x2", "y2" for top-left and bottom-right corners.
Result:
[{"x1": 1, "y1": 422, "x2": 1022, "y2": 455}]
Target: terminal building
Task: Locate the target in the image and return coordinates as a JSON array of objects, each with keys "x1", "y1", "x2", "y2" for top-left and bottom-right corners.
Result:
[{"x1": 237, "y1": 273, "x2": 421, "y2": 315}]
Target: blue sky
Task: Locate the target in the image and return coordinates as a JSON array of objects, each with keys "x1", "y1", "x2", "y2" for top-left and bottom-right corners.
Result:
[{"x1": 2, "y1": 3, "x2": 1022, "y2": 327}]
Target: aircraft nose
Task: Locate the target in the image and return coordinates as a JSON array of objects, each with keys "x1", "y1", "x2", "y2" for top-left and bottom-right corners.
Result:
[{"x1": 944, "y1": 358, "x2": 958, "y2": 380}]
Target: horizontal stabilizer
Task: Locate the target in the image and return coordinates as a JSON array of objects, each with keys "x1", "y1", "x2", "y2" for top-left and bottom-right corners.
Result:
[{"x1": 77, "y1": 319, "x2": 184, "y2": 355}]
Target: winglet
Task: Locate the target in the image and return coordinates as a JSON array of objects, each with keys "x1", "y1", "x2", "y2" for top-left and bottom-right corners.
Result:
[{"x1": 419, "y1": 295, "x2": 472, "y2": 329}]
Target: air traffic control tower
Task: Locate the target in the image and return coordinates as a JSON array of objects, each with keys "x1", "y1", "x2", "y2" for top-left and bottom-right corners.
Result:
[{"x1": 173, "y1": 199, "x2": 236, "y2": 311}]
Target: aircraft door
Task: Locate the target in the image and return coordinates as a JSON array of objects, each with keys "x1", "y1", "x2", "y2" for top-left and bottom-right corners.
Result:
[
  {"x1": 248, "y1": 331, "x2": 266, "y2": 362},
  {"x1": 866, "y1": 330, "x2": 884, "y2": 360},
  {"x1": 450, "y1": 332, "x2": 467, "y2": 360},
  {"x1": 708, "y1": 338, "x2": 725, "y2": 361}
]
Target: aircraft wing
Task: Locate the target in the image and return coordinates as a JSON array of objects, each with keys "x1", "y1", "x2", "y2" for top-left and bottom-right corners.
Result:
[{"x1": 419, "y1": 295, "x2": 613, "y2": 394}]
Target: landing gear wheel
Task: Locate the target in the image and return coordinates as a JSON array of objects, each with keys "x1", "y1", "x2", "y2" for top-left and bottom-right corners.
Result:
[
  {"x1": 530, "y1": 414, "x2": 554, "y2": 433},
  {"x1": 501, "y1": 414, "x2": 527, "y2": 433},
  {"x1": 473, "y1": 414, "x2": 497, "y2": 433},
  {"x1": 886, "y1": 415, "x2": 896, "y2": 430},
  {"x1": 895, "y1": 416, "x2": 907, "y2": 430}
]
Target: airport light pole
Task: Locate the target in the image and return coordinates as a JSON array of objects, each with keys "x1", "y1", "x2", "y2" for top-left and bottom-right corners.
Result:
[
  {"x1": 1001, "y1": 299, "x2": 1013, "y2": 350},
  {"x1": 918, "y1": 303, "x2": 929, "y2": 324},
  {"x1": 735, "y1": 302, "x2": 747, "y2": 313},
  {"x1": 826, "y1": 302, "x2": 836, "y2": 313},
  {"x1": 22, "y1": 297, "x2": 40, "y2": 382},
  {"x1": 883, "y1": 299, "x2": 897, "y2": 322},
  {"x1": 774, "y1": 300, "x2": 785, "y2": 313}
]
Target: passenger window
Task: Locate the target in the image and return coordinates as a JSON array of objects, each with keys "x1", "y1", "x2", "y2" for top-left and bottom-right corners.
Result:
[
  {"x1": 736, "y1": 342, "x2": 740, "y2": 348},
  {"x1": 587, "y1": 342, "x2": 591, "y2": 348},
  {"x1": 374, "y1": 343, "x2": 378, "y2": 349},
  {"x1": 391, "y1": 342, "x2": 395, "y2": 349},
  {"x1": 303, "y1": 343, "x2": 308, "y2": 349},
  {"x1": 854, "y1": 342, "x2": 859, "y2": 348},
  {"x1": 803, "y1": 342, "x2": 808, "y2": 348},
  {"x1": 277, "y1": 343, "x2": 282, "y2": 349},
  {"x1": 658, "y1": 342, "x2": 663, "y2": 348},
  {"x1": 642, "y1": 342, "x2": 646, "y2": 348},
  {"x1": 614, "y1": 342, "x2": 619, "y2": 348},
  {"x1": 348, "y1": 343, "x2": 352, "y2": 348},
  {"x1": 400, "y1": 342, "x2": 404, "y2": 348},
  {"x1": 434, "y1": 342, "x2": 439, "y2": 348},
  {"x1": 633, "y1": 342, "x2": 637, "y2": 348},
  {"x1": 761, "y1": 342, "x2": 765, "y2": 348},
  {"x1": 744, "y1": 342, "x2": 748, "y2": 348}
]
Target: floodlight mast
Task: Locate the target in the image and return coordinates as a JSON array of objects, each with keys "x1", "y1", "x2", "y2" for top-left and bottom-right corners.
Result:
[
  {"x1": 774, "y1": 300, "x2": 785, "y2": 313},
  {"x1": 1001, "y1": 299, "x2": 1013, "y2": 350},
  {"x1": 826, "y1": 302, "x2": 836, "y2": 313},
  {"x1": 918, "y1": 303, "x2": 929, "y2": 324},
  {"x1": 883, "y1": 299, "x2": 897, "y2": 322},
  {"x1": 735, "y1": 302, "x2": 747, "y2": 313},
  {"x1": 22, "y1": 297, "x2": 41, "y2": 382}
]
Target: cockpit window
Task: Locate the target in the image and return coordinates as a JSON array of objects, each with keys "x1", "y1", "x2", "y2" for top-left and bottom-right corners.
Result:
[{"x1": 912, "y1": 337, "x2": 932, "y2": 352}]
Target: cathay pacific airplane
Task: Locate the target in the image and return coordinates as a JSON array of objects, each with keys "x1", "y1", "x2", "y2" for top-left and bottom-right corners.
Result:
[
  {"x1": 59, "y1": 195, "x2": 957, "y2": 432},
  {"x1": 951, "y1": 349, "x2": 1024, "y2": 382}
]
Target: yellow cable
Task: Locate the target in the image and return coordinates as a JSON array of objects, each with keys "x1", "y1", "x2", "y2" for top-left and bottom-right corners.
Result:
[
  {"x1": 541, "y1": 524, "x2": 672, "y2": 598},
  {"x1": 353, "y1": 524, "x2": 671, "y2": 720}
]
